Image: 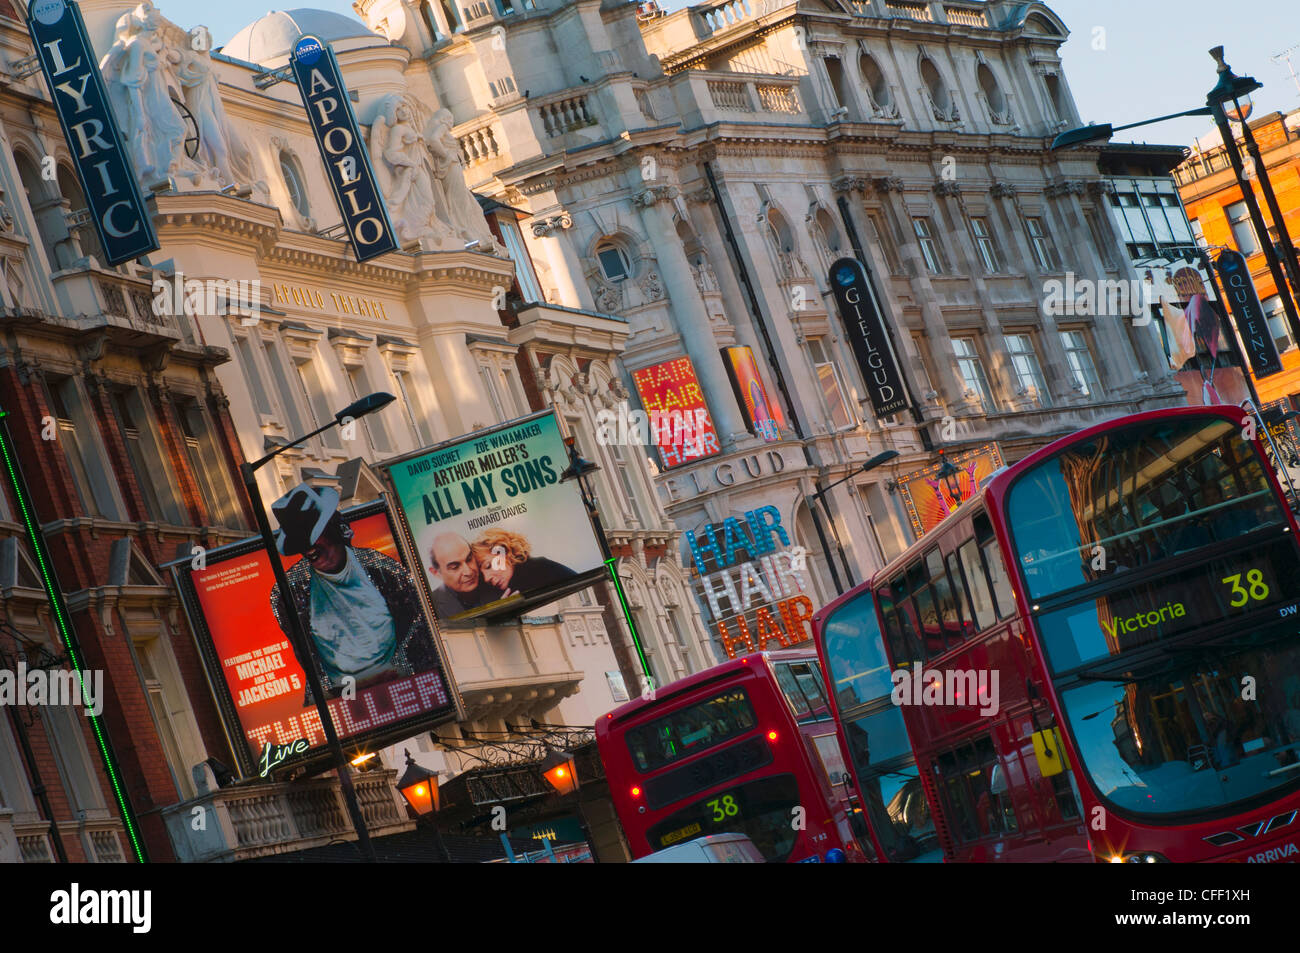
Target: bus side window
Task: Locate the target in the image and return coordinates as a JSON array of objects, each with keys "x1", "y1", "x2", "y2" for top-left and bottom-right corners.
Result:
[
  {"x1": 981, "y1": 538, "x2": 1016, "y2": 620},
  {"x1": 945, "y1": 550, "x2": 975, "y2": 640},
  {"x1": 907, "y1": 560, "x2": 942, "y2": 660},
  {"x1": 774, "y1": 663, "x2": 812, "y2": 722},
  {"x1": 957, "y1": 538, "x2": 997, "y2": 630},
  {"x1": 926, "y1": 548, "x2": 964, "y2": 650}
]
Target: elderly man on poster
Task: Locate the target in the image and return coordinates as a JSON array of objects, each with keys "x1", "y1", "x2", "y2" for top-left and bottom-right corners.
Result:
[{"x1": 269, "y1": 484, "x2": 438, "y2": 700}]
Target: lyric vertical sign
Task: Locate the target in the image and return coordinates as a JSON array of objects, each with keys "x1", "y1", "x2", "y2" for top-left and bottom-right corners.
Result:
[
  {"x1": 290, "y1": 35, "x2": 398, "y2": 263},
  {"x1": 828, "y1": 258, "x2": 910, "y2": 418},
  {"x1": 27, "y1": 0, "x2": 159, "y2": 266},
  {"x1": 1215, "y1": 250, "x2": 1283, "y2": 379}
]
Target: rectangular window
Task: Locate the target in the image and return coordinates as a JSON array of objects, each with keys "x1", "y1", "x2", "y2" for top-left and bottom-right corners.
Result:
[
  {"x1": 1024, "y1": 217, "x2": 1059, "y2": 271},
  {"x1": 392, "y1": 368, "x2": 436, "y2": 447},
  {"x1": 969, "y1": 216, "x2": 1000, "y2": 273},
  {"x1": 294, "y1": 355, "x2": 341, "y2": 450},
  {"x1": 935, "y1": 738, "x2": 1019, "y2": 844},
  {"x1": 235, "y1": 335, "x2": 272, "y2": 416},
  {"x1": 912, "y1": 217, "x2": 945, "y2": 274},
  {"x1": 479, "y1": 362, "x2": 507, "y2": 420},
  {"x1": 1060, "y1": 330, "x2": 1101, "y2": 398},
  {"x1": 865, "y1": 210, "x2": 903, "y2": 275},
  {"x1": 1262, "y1": 296, "x2": 1296, "y2": 353},
  {"x1": 1004, "y1": 334, "x2": 1051, "y2": 407},
  {"x1": 346, "y1": 364, "x2": 391, "y2": 453},
  {"x1": 981, "y1": 538, "x2": 1015, "y2": 619},
  {"x1": 263, "y1": 338, "x2": 305, "y2": 436},
  {"x1": 110, "y1": 389, "x2": 187, "y2": 525},
  {"x1": 775, "y1": 660, "x2": 831, "y2": 723},
  {"x1": 1190, "y1": 218, "x2": 1205, "y2": 247},
  {"x1": 43, "y1": 376, "x2": 124, "y2": 520},
  {"x1": 807, "y1": 337, "x2": 854, "y2": 429},
  {"x1": 497, "y1": 217, "x2": 543, "y2": 303},
  {"x1": 952, "y1": 337, "x2": 995, "y2": 412},
  {"x1": 177, "y1": 399, "x2": 242, "y2": 528},
  {"x1": 135, "y1": 638, "x2": 197, "y2": 801},
  {"x1": 1226, "y1": 201, "x2": 1260, "y2": 257}
]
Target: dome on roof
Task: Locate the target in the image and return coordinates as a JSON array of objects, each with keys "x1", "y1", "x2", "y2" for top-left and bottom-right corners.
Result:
[{"x1": 222, "y1": 8, "x2": 384, "y2": 66}]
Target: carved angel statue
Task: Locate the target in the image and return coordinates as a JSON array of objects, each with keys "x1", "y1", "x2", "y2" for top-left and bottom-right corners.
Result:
[
  {"x1": 177, "y1": 36, "x2": 262, "y2": 191},
  {"x1": 370, "y1": 95, "x2": 455, "y2": 247},
  {"x1": 425, "y1": 109, "x2": 496, "y2": 250},
  {"x1": 100, "y1": 2, "x2": 207, "y2": 187}
]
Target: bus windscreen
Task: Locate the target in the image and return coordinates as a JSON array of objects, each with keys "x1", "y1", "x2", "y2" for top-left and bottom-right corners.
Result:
[{"x1": 1006, "y1": 416, "x2": 1286, "y2": 601}]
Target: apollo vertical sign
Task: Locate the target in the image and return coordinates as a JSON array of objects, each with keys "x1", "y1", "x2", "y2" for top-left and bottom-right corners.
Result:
[
  {"x1": 828, "y1": 257, "x2": 909, "y2": 418},
  {"x1": 289, "y1": 35, "x2": 398, "y2": 263},
  {"x1": 27, "y1": 0, "x2": 159, "y2": 266},
  {"x1": 1215, "y1": 250, "x2": 1283, "y2": 379}
]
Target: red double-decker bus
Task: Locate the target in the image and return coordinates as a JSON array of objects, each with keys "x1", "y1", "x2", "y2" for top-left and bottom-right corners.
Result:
[
  {"x1": 595, "y1": 649, "x2": 867, "y2": 862},
  {"x1": 814, "y1": 406, "x2": 1300, "y2": 862}
]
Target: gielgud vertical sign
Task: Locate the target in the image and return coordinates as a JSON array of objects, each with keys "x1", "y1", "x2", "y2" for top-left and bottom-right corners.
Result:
[
  {"x1": 26, "y1": 0, "x2": 159, "y2": 265},
  {"x1": 289, "y1": 35, "x2": 398, "y2": 262},
  {"x1": 828, "y1": 257, "x2": 910, "y2": 418}
]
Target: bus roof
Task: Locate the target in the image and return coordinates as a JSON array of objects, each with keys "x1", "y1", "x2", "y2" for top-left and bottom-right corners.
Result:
[
  {"x1": 599, "y1": 648, "x2": 815, "y2": 727},
  {"x1": 813, "y1": 405, "x2": 1249, "y2": 626}
]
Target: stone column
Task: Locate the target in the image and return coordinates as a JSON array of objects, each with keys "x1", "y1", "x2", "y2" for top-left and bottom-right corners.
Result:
[{"x1": 634, "y1": 184, "x2": 750, "y2": 446}]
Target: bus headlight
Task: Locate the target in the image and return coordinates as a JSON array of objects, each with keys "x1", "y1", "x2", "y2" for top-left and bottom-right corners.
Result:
[{"x1": 1108, "y1": 852, "x2": 1169, "y2": 863}]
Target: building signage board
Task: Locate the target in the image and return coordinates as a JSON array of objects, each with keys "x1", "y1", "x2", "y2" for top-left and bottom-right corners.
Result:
[
  {"x1": 1215, "y1": 250, "x2": 1284, "y2": 379},
  {"x1": 827, "y1": 257, "x2": 910, "y2": 418},
  {"x1": 26, "y1": 0, "x2": 159, "y2": 266},
  {"x1": 378, "y1": 410, "x2": 607, "y2": 625},
  {"x1": 173, "y1": 499, "x2": 460, "y2": 778},
  {"x1": 631, "y1": 357, "x2": 722, "y2": 468},
  {"x1": 721, "y1": 345, "x2": 784, "y2": 442},
  {"x1": 897, "y1": 444, "x2": 1004, "y2": 539},
  {"x1": 685, "y1": 506, "x2": 816, "y2": 659},
  {"x1": 289, "y1": 35, "x2": 398, "y2": 263}
]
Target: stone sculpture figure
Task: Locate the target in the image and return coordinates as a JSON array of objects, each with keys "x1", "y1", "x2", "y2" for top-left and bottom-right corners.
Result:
[
  {"x1": 426, "y1": 109, "x2": 496, "y2": 249},
  {"x1": 178, "y1": 39, "x2": 258, "y2": 188},
  {"x1": 100, "y1": 2, "x2": 189, "y2": 185},
  {"x1": 371, "y1": 95, "x2": 456, "y2": 247}
]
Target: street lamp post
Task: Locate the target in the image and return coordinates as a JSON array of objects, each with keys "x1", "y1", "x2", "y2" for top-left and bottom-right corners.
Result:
[
  {"x1": 808, "y1": 450, "x2": 900, "y2": 587},
  {"x1": 239, "y1": 390, "x2": 394, "y2": 863},
  {"x1": 396, "y1": 749, "x2": 448, "y2": 862},
  {"x1": 1051, "y1": 47, "x2": 1300, "y2": 344},
  {"x1": 1205, "y1": 48, "x2": 1300, "y2": 345}
]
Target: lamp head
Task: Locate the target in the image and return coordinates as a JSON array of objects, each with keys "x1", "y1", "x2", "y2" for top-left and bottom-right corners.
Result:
[
  {"x1": 559, "y1": 434, "x2": 600, "y2": 482},
  {"x1": 1050, "y1": 123, "x2": 1113, "y2": 151},
  {"x1": 336, "y1": 391, "x2": 395, "y2": 422}
]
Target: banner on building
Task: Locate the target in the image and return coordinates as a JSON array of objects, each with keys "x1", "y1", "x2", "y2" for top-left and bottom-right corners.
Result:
[
  {"x1": 1215, "y1": 249, "x2": 1284, "y2": 379},
  {"x1": 631, "y1": 357, "x2": 722, "y2": 468},
  {"x1": 896, "y1": 444, "x2": 1004, "y2": 539},
  {"x1": 27, "y1": 0, "x2": 159, "y2": 266},
  {"x1": 827, "y1": 257, "x2": 910, "y2": 418},
  {"x1": 721, "y1": 346, "x2": 784, "y2": 442},
  {"x1": 173, "y1": 499, "x2": 460, "y2": 778},
  {"x1": 685, "y1": 506, "x2": 816, "y2": 659},
  {"x1": 379, "y1": 410, "x2": 606, "y2": 625},
  {"x1": 290, "y1": 35, "x2": 398, "y2": 262}
]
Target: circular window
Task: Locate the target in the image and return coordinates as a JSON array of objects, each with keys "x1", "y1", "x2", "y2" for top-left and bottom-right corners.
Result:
[
  {"x1": 279, "y1": 152, "x2": 310, "y2": 218},
  {"x1": 596, "y1": 241, "x2": 633, "y2": 282}
]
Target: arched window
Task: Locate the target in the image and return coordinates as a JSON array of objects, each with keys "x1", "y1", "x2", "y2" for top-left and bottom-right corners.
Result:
[
  {"x1": 859, "y1": 52, "x2": 893, "y2": 112},
  {"x1": 1044, "y1": 74, "x2": 1068, "y2": 122},
  {"x1": 811, "y1": 207, "x2": 842, "y2": 273},
  {"x1": 15, "y1": 151, "x2": 65, "y2": 271},
  {"x1": 57, "y1": 165, "x2": 106, "y2": 267},
  {"x1": 766, "y1": 207, "x2": 794, "y2": 254},
  {"x1": 595, "y1": 239, "x2": 632, "y2": 282},
  {"x1": 977, "y1": 63, "x2": 1006, "y2": 119},
  {"x1": 279, "y1": 151, "x2": 310, "y2": 219},
  {"x1": 920, "y1": 57, "x2": 952, "y2": 120}
]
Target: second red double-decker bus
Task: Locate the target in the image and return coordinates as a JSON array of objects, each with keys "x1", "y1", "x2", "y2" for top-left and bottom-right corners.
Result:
[
  {"x1": 815, "y1": 405, "x2": 1300, "y2": 863},
  {"x1": 595, "y1": 649, "x2": 867, "y2": 862}
]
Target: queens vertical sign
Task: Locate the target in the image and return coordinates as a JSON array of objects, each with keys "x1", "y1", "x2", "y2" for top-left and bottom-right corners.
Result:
[
  {"x1": 289, "y1": 35, "x2": 398, "y2": 263},
  {"x1": 27, "y1": 0, "x2": 159, "y2": 266},
  {"x1": 828, "y1": 257, "x2": 910, "y2": 418},
  {"x1": 1215, "y1": 249, "x2": 1284, "y2": 379}
]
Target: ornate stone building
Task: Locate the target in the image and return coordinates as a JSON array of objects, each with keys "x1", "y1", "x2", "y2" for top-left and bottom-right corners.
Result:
[
  {"x1": 0, "y1": 0, "x2": 705, "y2": 862},
  {"x1": 353, "y1": 0, "x2": 1186, "y2": 651}
]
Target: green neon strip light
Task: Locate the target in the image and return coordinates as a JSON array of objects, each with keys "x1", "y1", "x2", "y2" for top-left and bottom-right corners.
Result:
[
  {"x1": 605, "y1": 556, "x2": 653, "y2": 682},
  {"x1": 0, "y1": 410, "x2": 148, "y2": 862}
]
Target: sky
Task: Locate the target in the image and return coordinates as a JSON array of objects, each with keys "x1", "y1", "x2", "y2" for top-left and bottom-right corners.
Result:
[{"x1": 203, "y1": 0, "x2": 1300, "y2": 148}]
